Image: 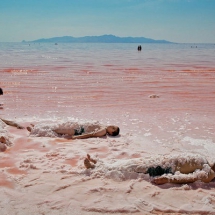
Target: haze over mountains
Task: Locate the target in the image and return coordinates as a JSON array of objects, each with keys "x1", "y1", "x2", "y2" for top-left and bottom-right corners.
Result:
[{"x1": 23, "y1": 35, "x2": 173, "y2": 43}]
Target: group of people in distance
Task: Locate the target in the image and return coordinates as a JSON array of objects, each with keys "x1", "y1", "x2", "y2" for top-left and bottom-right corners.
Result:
[{"x1": 1, "y1": 87, "x2": 215, "y2": 185}]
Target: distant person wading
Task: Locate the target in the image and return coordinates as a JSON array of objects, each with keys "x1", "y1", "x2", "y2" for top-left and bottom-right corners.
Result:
[
  {"x1": 137, "y1": 45, "x2": 142, "y2": 51},
  {"x1": 0, "y1": 88, "x2": 3, "y2": 107}
]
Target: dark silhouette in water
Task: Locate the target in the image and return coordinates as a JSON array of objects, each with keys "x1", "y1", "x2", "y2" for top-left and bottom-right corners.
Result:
[
  {"x1": 0, "y1": 88, "x2": 3, "y2": 107},
  {"x1": 137, "y1": 45, "x2": 142, "y2": 51}
]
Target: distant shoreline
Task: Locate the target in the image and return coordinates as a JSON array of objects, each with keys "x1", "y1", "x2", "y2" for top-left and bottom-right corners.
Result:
[
  {"x1": 1, "y1": 41, "x2": 215, "y2": 45},
  {"x1": 22, "y1": 34, "x2": 174, "y2": 44}
]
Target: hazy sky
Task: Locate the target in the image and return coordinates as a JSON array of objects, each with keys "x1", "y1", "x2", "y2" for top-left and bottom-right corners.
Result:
[{"x1": 0, "y1": 0, "x2": 215, "y2": 43}]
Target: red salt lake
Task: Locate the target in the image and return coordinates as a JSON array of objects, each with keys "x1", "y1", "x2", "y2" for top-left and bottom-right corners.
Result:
[{"x1": 1, "y1": 43, "x2": 215, "y2": 136}]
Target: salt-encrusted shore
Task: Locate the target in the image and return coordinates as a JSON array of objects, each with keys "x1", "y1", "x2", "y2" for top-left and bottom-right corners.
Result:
[{"x1": 1, "y1": 118, "x2": 215, "y2": 215}]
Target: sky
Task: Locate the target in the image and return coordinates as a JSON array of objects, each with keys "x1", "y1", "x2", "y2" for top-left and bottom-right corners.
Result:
[{"x1": 0, "y1": 0, "x2": 215, "y2": 43}]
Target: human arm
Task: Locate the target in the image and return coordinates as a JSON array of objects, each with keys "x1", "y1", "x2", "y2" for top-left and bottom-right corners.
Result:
[
  {"x1": 153, "y1": 175, "x2": 198, "y2": 185},
  {"x1": 72, "y1": 128, "x2": 107, "y2": 139},
  {"x1": 153, "y1": 169, "x2": 215, "y2": 185},
  {"x1": 0, "y1": 118, "x2": 24, "y2": 129}
]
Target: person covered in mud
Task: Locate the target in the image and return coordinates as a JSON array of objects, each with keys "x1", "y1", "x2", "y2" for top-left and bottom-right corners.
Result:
[
  {"x1": 84, "y1": 154, "x2": 215, "y2": 185},
  {"x1": 27, "y1": 123, "x2": 120, "y2": 139},
  {"x1": 0, "y1": 117, "x2": 24, "y2": 152}
]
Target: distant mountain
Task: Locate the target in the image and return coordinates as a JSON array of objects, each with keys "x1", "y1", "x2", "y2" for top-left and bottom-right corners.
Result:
[{"x1": 23, "y1": 35, "x2": 173, "y2": 43}]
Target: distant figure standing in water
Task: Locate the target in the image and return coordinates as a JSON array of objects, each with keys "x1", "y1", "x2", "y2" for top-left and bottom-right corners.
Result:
[
  {"x1": 84, "y1": 154, "x2": 215, "y2": 185},
  {"x1": 27, "y1": 123, "x2": 120, "y2": 139},
  {"x1": 137, "y1": 45, "x2": 142, "y2": 51},
  {"x1": 0, "y1": 88, "x2": 3, "y2": 107}
]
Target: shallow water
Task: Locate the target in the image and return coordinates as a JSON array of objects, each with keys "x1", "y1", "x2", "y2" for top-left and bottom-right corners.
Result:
[
  {"x1": 0, "y1": 43, "x2": 215, "y2": 151},
  {"x1": 1, "y1": 43, "x2": 215, "y2": 135}
]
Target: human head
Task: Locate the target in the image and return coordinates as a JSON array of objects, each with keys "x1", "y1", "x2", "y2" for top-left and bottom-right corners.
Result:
[
  {"x1": 0, "y1": 88, "x2": 3, "y2": 95},
  {"x1": 106, "y1": 126, "x2": 120, "y2": 136}
]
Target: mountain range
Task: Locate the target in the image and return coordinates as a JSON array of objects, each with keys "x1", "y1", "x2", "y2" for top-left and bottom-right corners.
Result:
[{"x1": 23, "y1": 35, "x2": 172, "y2": 43}]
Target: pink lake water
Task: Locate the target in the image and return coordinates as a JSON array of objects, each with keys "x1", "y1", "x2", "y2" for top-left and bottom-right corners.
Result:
[
  {"x1": 1, "y1": 43, "x2": 215, "y2": 136},
  {"x1": 1, "y1": 42, "x2": 215, "y2": 214}
]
